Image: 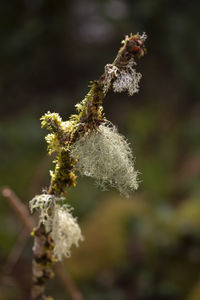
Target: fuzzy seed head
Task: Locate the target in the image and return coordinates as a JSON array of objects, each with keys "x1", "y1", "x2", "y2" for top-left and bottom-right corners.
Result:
[{"x1": 70, "y1": 123, "x2": 139, "y2": 197}]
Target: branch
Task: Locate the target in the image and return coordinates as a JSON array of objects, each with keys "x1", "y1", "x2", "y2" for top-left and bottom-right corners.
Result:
[
  {"x1": 2, "y1": 187, "x2": 34, "y2": 231},
  {"x1": 31, "y1": 32, "x2": 147, "y2": 299},
  {"x1": 1, "y1": 227, "x2": 28, "y2": 275},
  {"x1": 55, "y1": 263, "x2": 84, "y2": 300}
]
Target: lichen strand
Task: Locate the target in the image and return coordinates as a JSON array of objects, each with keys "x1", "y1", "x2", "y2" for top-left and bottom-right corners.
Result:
[
  {"x1": 51, "y1": 205, "x2": 84, "y2": 261},
  {"x1": 102, "y1": 33, "x2": 147, "y2": 94},
  {"x1": 30, "y1": 194, "x2": 65, "y2": 232},
  {"x1": 113, "y1": 62, "x2": 142, "y2": 96},
  {"x1": 49, "y1": 150, "x2": 77, "y2": 195},
  {"x1": 70, "y1": 123, "x2": 138, "y2": 197}
]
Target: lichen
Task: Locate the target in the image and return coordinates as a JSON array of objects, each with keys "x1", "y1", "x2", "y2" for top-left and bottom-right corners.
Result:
[
  {"x1": 51, "y1": 205, "x2": 84, "y2": 261},
  {"x1": 113, "y1": 61, "x2": 142, "y2": 95},
  {"x1": 70, "y1": 123, "x2": 139, "y2": 197},
  {"x1": 29, "y1": 194, "x2": 65, "y2": 232},
  {"x1": 104, "y1": 60, "x2": 142, "y2": 96}
]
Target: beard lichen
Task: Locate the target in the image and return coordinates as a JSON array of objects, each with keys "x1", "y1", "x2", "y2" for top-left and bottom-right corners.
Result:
[
  {"x1": 51, "y1": 204, "x2": 84, "y2": 261},
  {"x1": 70, "y1": 123, "x2": 138, "y2": 197},
  {"x1": 29, "y1": 194, "x2": 64, "y2": 232}
]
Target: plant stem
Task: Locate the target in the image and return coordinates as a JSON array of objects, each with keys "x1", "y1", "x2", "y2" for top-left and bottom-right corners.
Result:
[
  {"x1": 32, "y1": 225, "x2": 55, "y2": 300},
  {"x1": 31, "y1": 33, "x2": 146, "y2": 299}
]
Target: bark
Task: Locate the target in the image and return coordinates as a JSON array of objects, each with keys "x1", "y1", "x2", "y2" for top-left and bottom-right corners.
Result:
[{"x1": 32, "y1": 225, "x2": 55, "y2": 300}]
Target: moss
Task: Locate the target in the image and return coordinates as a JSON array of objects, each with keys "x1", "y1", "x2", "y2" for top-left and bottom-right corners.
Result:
[
  {"x1": 40, "y1": 82, "x2": 106, "y2": 196},
  {"x1": 50, "y1": 150, "x2": 77, "y2": 194}
]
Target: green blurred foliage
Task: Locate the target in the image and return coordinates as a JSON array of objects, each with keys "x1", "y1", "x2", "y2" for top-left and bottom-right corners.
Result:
[
  {"x1": 66, "y1": 195, "x2": 200, "y2": 299},
  {"x1": 0, "y1": 0, "x2": 200, "y2": 299}
]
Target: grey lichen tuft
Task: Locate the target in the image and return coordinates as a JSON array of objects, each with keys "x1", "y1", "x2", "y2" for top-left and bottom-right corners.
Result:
[
  {"x1": 70, "y1": 123, "x2": 139, "y2": 197},
  {"x1": 51, "y1": 205, "x2": 84, "y2": 261},
  {"x1": 113, "y1": 61, "x2": 142, "y2": 95},
  {"x1": 29, "y1": 194, "x2": 65, "y2": 232},
  {"x1": 104, "y1": 60, "x2": 142, "y2": 96}
]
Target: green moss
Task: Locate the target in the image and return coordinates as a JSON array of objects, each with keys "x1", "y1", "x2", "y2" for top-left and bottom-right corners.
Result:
[
  {"x1": 50, "y1": 150, "x2": 77, "y2": 194},
  {"x1": 40, "y1": 81, "x2": 105, "y2": 196}
]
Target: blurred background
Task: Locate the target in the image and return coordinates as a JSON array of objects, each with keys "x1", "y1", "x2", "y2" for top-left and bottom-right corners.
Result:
[{"x1": 0, "y1": 0, "x2": 200, "y2": 299}]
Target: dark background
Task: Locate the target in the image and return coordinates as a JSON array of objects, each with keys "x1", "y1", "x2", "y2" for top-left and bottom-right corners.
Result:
[{"x1": 0, "y1": 0, "x2": 200, "y2": 299}]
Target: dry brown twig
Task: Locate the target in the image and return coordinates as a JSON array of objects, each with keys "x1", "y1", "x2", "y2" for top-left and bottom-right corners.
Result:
[
  {"x1": 2, "y1": 227, "x2": 29, "y2": 276},
  {"x1": 2, "y1": 187, "x2": 34, "y2": 231}
]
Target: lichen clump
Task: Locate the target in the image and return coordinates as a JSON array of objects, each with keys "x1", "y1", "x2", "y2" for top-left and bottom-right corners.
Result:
[
  {"x1": 30, "y1": 195, "x2": 84, "y2": 260},
  {"x1": 71, "y1": 123, "x2": 138, "y2": 197},
  {"x1": 104, "y1": 61, "x2": 142, "y2": 96},
  {"x1": 29, "y1": 194, "x2": 63, "y2": 232},
  {"x1": 51, "y1": 205, "x2": 84, "y2": 261},
  {"x1": 112, "y1": 61, "x2": 142, "y2": 95}
]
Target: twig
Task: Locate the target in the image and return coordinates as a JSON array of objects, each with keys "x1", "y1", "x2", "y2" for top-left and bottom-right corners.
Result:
[
  {"x1": 2, "y1": 227, "x2": 29, "y2": 275},
  {"x1": 31, "y1": 33, "x2": 146, "y2": 299},
  {"x1": 2, "y1": 187, "x2": 34, "y2": 231},
  {"x1": 55, "y1": 263, "x2": 84, "y2": 300}
]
